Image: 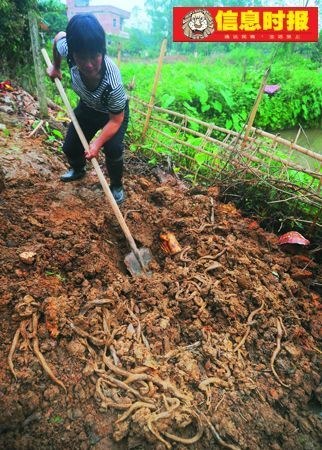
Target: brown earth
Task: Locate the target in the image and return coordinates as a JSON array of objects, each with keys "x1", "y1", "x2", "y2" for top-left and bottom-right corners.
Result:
[{"x1": 0, "y1": 94, "x2": 321, "y2": 450}]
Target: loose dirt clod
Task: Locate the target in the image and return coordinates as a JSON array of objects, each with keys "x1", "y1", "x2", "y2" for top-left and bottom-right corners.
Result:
[{"x1": 19, "y1": 251, "x2": 37, "y2": 265}]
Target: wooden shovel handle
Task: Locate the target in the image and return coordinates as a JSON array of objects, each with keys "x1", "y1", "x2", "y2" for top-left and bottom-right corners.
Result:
[{"x1": 41, "y1": 48, "x2": 143, "y2": 262}]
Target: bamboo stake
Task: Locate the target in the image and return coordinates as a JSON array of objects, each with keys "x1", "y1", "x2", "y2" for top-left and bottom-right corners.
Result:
[
  {"x1": 136, "y1": 96, "x2": 236, "y2": 136},
  {"x1": 137, "y1": 122, "x2": 321, "y2": 208},
  {"x1": 117, "y1": 42, "x2": 121, "y2": 68},
  {"x1": 269, "y1": 133, "x2": 279, "y2": 153},
  {"x1": 142, "y1": 39, "x2": 167, "y2": 139},
  {"x1": 294, "y1": 127, "x2": 301, "y2": 146},
  {"x1": 309, "y1": 174, "x2": 322, "y2": 235},
  {"x1": 133, "y1": 107, "x2": 322, "y2": 180},
  {"x1": 135, "y1": 97, "x2": 322, "y2": 164},
  {"x1": 242, "y1": 67, "x2": 270, "y2": 147},
  {"x1": 256, "y1": 148, "x2": 321, "y2": 179},
  {"x1": 250, "y1": 127, "x2": 322, "y2": 162},
  {"x1": 147, "y1": 124, "x2": 218, "y2": 159},
  {"x1": 148, "y1": 134, "x2": 218, "y2": 170},
  {"x1": 132, "y1": 106, "x2": 248, "y2": 150},
  {"x1": 173, "y1": 162, "x2": 212, "y2": 182},
  {"x1": 145, "y1": 140, "x2": 213, "y2": 182},
  {"x1": 146, "y1": 125, "x2": 273, "y2": 174},
  {"x1": 131, "y1": 97, "x2": 322, "y2": 217},
  {"x1": 28, "y1": 11, "x2": 48, "y2": 118}
]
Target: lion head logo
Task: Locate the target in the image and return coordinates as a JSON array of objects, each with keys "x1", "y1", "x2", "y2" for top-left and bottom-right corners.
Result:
[{"x1": 182, "y1": 9, "x2": 214, "y2": 40}]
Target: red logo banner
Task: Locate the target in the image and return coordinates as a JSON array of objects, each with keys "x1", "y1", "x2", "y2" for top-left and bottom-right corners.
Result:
[{"x1": 173, "y1": 7, "x2": 319, "y2": 42}]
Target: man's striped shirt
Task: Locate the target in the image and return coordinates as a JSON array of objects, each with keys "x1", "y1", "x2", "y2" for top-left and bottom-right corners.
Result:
[{"x1": 56, "y1": 38, "x2": 127, "y2": 114}]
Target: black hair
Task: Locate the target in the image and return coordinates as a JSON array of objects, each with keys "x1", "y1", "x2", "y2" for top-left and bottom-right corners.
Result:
[{"x1": 66, "y1": 14, "x2": 106, "y2": 63}]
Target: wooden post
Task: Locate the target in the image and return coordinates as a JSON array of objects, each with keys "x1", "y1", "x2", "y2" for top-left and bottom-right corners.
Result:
[
  {"x1": 242, "y1": 67, "x2": 270, "y2": 147},
  {"x1": 309, "y1": 172, "x2": 322, "y2": 236},
  {"x1": 142, "y1": 39, "x2": 167, "y2": 140},
  {"x1": 28, "y1": 11, "x2": 48, "y2": 118},
  {"x1": 117, "y1": 42, "x2": 121, "y2": 68},
  {"x1": 293, "y1": 127, "x2": 301, "y2": 145}
]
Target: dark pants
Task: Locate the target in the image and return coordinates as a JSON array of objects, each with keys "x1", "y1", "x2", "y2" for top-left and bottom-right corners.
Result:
[{"x1": 63, "y1": 100, "x2": 129, "y2": 186}]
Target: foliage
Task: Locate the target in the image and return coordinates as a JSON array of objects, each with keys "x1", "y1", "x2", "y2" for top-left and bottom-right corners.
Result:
[
  {"x1": 292, "y1": 29, "x2": 322, "y2": 64},
  {"x1": 105, "y1": 33, "x2": 157, "y2": 59},
  {"x1": 0, "y1": 0, "x2": 67, "y2": 77},
  {"x1": 42, "y1": 41, "x2": 321, "y2": 134},
  {"x1": 258, "y1": 62, "x2": 322, "y2": 130},
  {"x1": 49, "y1": 415, "x2": 64, "y2": 424},
  {"x1": 122, "y1": 28, "x2": 159, "y2": 58},
  {"x1": 0, "y1": 0, "x2": 37, "y2": 73},
  {"x1": 120, "y1": 47, "x2": 321, "y2": 131},
  {"x1": 38, "y1": 0, "x2": 68, "y2": 37},
  {"x1": 43, "y1": 120, "x2": 64, "y2": 144}
]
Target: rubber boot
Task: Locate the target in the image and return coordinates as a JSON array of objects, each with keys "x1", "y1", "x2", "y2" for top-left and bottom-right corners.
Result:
[
  {"x1": 60, "y1": 167, "x2": 86, "y2": 182},
  {"x1": 60, "y1": 154, "x2": 86, "y2": 182},
  {"x1": 106, "y1": 157, "x2": 125, "y2": 204}
]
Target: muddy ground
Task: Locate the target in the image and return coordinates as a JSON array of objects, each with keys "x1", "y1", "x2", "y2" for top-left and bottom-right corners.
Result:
[{"x1": 0, "y1": 92, "x2": 321, "y2": 450}]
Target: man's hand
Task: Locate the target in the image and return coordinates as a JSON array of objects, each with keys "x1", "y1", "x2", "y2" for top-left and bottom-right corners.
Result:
[
  {"x1": 46, "y1": 65, "x2": 62, "y2": 81},
  {"x1": 85, "y1": 140, "x2": 101, "y2": 160},
  {"x1": 85, "y1": 111, "x2": 124, "y2": 160}
]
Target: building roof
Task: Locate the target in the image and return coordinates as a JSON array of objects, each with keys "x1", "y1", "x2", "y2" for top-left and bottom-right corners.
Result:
[
  {"x1": 71, "y1": 4, "x2": 130, "y2": 19},
  {"x1": 103, "y1": 5, "x2": 130, "y2": 19}
]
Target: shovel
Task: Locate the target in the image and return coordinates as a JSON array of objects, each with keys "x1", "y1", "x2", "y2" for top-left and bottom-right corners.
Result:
[{"x1": 41, "y1": 48, "x2": 152, "y2": 276}]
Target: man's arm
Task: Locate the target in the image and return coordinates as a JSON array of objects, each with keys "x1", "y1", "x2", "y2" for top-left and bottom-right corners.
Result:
[
  {"x1": 85, "y1": 111, "x2": 125, "y2": 160},
  {"x1": 47, "y1": 31, "x2": 66, "y2": 80}
]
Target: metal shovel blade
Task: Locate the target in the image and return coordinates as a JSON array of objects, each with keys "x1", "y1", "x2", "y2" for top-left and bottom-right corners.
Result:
[{"x1": 124, "y1": 247, "x2": 153, "y2": 276}]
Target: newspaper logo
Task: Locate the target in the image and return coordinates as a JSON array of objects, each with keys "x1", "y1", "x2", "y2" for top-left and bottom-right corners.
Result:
[
  {"x1": 182, "y1": 9, "x2": 215, "y2": 40},
  {"x1": 174, "y1": 7, "x2": 318, "y2": 42}
]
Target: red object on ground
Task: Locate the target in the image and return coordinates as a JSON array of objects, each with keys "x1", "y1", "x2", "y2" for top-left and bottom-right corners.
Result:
[
  {"x1": 0, "y1": 80, "x2": 14, "y2": 92},
  {"x1": 278, "y1": 231, "x2": 310, "y2": 246}
]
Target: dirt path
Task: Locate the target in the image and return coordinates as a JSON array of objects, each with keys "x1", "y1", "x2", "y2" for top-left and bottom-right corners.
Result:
[{"x1": 0, "y1": 111, "x2": 321, "y2": 450}]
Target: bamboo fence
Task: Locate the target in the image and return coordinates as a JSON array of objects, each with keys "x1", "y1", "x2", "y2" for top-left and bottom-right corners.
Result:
[
  {"x1": 129, "y1": 95, "x2": 322, "y2": 228},
  {"x1": 122, "y1": 40, "x2": 321, "y2": 230}
]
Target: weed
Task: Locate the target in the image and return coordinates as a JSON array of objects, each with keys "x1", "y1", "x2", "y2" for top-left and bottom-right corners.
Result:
[{"x1": 45, "y1": 270, "x2": 66, "y2": 282}]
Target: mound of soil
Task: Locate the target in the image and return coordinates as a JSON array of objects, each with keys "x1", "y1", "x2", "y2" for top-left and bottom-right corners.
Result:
[{"x1": 0, "y1": 107, "x2": 321, "y2": 450}]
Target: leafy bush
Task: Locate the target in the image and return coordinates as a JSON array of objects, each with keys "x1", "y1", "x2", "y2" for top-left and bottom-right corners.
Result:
[
  {"x1": 120, "y1": 48, "x2": 321, "y2": 132},
  {"x1": 38, "y1": 0, "x2": 68, "y2": 38},
  {"x1": 0, "y1": 0, "x2": 37, "y2": 73}
]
